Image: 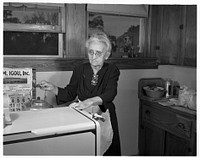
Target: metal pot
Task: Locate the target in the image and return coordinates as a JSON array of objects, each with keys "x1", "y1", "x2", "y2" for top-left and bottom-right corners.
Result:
[{"x1": 30, "y1": 97, "x2": 53, "y2": 110}]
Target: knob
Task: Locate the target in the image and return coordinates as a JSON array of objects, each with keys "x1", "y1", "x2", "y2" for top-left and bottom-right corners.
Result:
[
  {"x1": 145, "y1": 110, "x2": 150, "y2": 116},
  {"x1": 177, "y1": 122, "x2": 185, "y2": 130}
]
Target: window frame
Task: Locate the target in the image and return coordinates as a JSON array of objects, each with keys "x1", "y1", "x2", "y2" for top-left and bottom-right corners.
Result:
[
  {"x1": 3, "y1": 4, "x2": 158, "y2": 71},
  {"x1": 3, "y1": 2, "x2": 65, "y2": 58},
  {"x1": 87, "y1": 11, "x2": 147, "y2": 58}
]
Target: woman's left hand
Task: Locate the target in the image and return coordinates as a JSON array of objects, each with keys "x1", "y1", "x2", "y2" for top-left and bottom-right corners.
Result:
[
  {"x1": 69, "y1": 99, "x2": 92, "y2": 110},
  {"x1": 69, "y1": 97, "x2": 103, "y2": 113}
]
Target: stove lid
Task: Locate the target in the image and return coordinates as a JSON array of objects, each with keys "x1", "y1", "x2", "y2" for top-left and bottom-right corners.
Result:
[{"x1": 4, "y1": 107, "x2": 95, "y2": 136}]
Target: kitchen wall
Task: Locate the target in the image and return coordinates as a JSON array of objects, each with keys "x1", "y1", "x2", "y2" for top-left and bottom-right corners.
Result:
[{"x1": 36, "y1": 65, "x2": 196, "y2": 156}]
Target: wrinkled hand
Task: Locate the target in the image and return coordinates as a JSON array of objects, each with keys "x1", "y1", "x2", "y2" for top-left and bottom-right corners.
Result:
[
  {"x1": 69, "y1": 97, "x2": 103, "y2": 114},
  {"x1": 69, "y1": 99, "x2": 101, "y2": 114},
  {"x1": 39, "y1": 80, "x2": 58, "y2": 95},
  {"x1": 69, "y1": 100, "x2": 92, "y2": 111}
]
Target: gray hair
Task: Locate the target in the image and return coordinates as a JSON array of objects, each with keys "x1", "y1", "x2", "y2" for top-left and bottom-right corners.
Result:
[{"x1": 86, "y1": 32, "x2": 112, "y2": 53}]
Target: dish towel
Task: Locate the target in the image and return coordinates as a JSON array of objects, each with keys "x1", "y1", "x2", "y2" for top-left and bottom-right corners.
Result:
[{"x1": 98, "y1": 109, "x2": 113, "y2": 155}]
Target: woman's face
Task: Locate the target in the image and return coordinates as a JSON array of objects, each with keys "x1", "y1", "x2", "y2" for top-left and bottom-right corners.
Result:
[{"x1": 87, "y1": 41, "x2": 110, "y2": 68}]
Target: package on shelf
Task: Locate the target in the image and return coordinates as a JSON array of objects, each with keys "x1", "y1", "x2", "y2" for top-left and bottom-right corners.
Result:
[{"x1": 3, "y1": 68, "x2": 33, "y2": 112}]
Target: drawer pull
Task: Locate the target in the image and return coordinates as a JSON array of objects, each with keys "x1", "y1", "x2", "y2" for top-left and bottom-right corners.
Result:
[{"x1": 177, "y1": 122, "x2": 186, "y2": 130}]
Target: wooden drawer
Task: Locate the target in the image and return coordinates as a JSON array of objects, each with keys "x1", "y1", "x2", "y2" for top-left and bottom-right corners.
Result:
[{"x1": 142, "y1": 104, "x2": 192, "y2": 138}]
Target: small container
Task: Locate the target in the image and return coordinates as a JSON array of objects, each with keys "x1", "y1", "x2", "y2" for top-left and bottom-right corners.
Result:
[
  {"x1": 143, "y1": 86, "x2": 165, "y2": 98},
  {"x1": 145, "y1": 89, "x2": 165, "y2": 98},
  {"x1": 165, "y1": 79, "x2": 173, "y2": 98},
  {"x1": 30, "y1": 97, "x2": 53, "y2": 110},
  {"x1": 172, "y1": 81, "x2": 180, "y2": 97}
]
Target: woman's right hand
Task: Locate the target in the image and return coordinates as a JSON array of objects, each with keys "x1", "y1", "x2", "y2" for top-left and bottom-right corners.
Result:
[{"x1": 39, "y1": 80, "x2": 58, "y2": 95}]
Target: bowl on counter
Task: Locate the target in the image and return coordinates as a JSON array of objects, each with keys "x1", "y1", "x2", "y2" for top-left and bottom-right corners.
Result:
[
  {"x1": 143, "y1": 86, "x2": 165, "y2": 98},
  {"x1": 30, "y1": 98, "x2": 53, "y2": 110}
]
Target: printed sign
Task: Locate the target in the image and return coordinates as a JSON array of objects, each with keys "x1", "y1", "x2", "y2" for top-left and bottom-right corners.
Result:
[{"x1": 3, "y1": 68, "x2": 33, "y2": 112}]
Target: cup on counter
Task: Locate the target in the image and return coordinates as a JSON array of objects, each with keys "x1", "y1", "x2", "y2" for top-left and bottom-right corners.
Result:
[{"x1": 164, "y1": 79, "x2": 180, "y2": 98}]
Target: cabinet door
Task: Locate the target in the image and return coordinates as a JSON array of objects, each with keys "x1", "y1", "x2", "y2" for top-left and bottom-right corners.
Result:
[
  {"x1": 4, "y1": 132, "x2": 96, "y2": 155},
  {"x1": 165, "y1": 132, "x2": 192, "y2": 156},
  {"x1": 183, "y1": 5, "x2": 197, "y2": 66},
  {"x1": 139, "y1": 122, "x2": 165, "y2": 156},
  {"x1": 160, "y1": 5, "x2": 182, "y2": 65},
  {"x1": 149, "y1": 5, "x2": 196, "y2": 67}
]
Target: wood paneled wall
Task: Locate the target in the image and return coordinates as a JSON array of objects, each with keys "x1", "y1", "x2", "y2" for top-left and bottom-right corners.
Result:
[{"x1": 65, "y1": 4, "x2": 87, "y2": 58}]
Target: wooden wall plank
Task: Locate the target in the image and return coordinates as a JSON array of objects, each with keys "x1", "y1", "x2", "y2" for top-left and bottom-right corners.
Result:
[
  {"x1": 65, "y1": 4, "x2": 86, "y2": 58},
  {"x1": 184, "y1": 5, "x2": 197, "y2": 66},
  {"x1": 3, "y1": 58, "x2": 159, "y2": 72}
]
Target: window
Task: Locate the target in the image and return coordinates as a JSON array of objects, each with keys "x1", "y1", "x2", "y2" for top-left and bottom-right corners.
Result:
[
  {"x1": 87, "y1": 4, "x2": 148, "y2": 58},
  {"x1": 3, "y1": 3, "x2": 157, "y2": 71},
  {"x1": 3, "y1": 3, "x2": 65, "y2": 57},
  {"x1": 4, "y1": 31, "x2": 59, "y2": 56},
  {"x1": 88, "y1": 13, "x2": 144, "y2": 58}
]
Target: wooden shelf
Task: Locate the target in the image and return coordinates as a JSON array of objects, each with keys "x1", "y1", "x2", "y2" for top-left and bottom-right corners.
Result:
[{"x1": 4, "y1": 57, "x2": 159, "y2": 72}]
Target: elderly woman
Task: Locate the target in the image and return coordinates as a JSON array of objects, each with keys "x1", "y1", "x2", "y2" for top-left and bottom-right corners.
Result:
[{"x1": 39, "y1": 31, "x2": 121, "y2": 156}]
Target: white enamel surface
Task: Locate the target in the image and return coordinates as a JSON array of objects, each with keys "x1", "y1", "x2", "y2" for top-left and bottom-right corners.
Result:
[{"x1": 4, "y1": 107, "x2": 95, "y2": 135}]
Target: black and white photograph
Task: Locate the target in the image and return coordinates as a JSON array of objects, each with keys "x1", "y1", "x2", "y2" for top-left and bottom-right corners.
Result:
[{"x1": 2, "y1": 0, "x2": 198, "y2": 156}]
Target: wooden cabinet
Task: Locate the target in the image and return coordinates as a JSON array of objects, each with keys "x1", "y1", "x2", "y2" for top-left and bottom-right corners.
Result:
[
  {"x1": 149, "y1": 5, "x2": 197, "y2": 67},
  {"x1": 139, "y1": 122, "x2": 165, "y2": 155},
  {"x1": 138, "y1": 100, "x2": 196, "y2": 156}
]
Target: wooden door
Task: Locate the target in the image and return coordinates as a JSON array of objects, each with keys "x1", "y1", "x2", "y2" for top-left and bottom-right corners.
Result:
[
  {"x1": 139, "y1": 122, "x2": 165, "y2": 155},
  {"x1": 165, "y1": 132, "x2": 192, "y2": 155},
  {"x1": 159, "y1": 5, "x2": 182, "y2": 64}
]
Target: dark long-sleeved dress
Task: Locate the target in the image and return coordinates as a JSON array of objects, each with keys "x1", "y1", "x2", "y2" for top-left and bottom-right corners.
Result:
[{"x1": 56, "y1": 62, "x2": 121, "y2": 156}]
